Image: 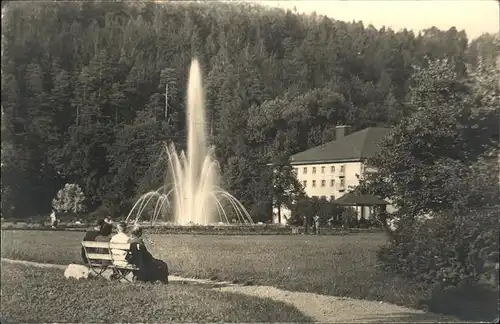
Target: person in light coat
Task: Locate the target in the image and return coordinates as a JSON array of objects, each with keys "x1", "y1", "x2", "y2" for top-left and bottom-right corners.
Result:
[
  {"x1": 50, "y1": 209, "x2": 58, "y2": 228},
  {"x1": 110, "y1": 222, "x2": 130, "y2": 267},
  {"x1": 313, "y1": 215, "x2": 320, "y2": 234}
]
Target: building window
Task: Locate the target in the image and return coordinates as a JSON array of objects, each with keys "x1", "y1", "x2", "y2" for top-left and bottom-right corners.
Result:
[
  {"x1": 340, "y1": 178, "x2": 345, "y2": 187},
  {"x1": 321, "y1": 195, "x2": 326, "y2": 200},
  {"x1": 330, "y1": 166, "x2": 335, "y2": 173},
  {"x1": 321, "y1": 180, "x2": 326, "y2": 187},
  {"x1": 293, "y1": 167, "x2": 298, "y2": 175},
  {"x1": 303, "y1": 167, "x2": 307, "y2": 174},
  {"x1": 312, "y1": 167, "x2": 316, "y2": 174},
  {"x1": 321, "y1": 166, "x2": 325, "y2": 173},
  {"x1": 312, "y1": 180, "x2": 316, "y2": 187},
  {"x1": 330, "y1": 179, "x2": 335, "y2": 187},
  {"x1": 330, "y1": 195, "x2": 335, "y2": 201},
  {"x1": 303, "y1": 180, "x2": 307, "y2": 188},
  {"x1": 340, "y1": 165, "x2": 345, "y2": 172}
]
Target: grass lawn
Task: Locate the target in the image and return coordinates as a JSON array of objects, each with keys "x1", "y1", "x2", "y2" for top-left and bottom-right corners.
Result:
[
  {"x1": 3, "y1": 230, "x2": 498, "y2": 321},
  {"x1": 1, "y1": 230, "x2": 428, "y2": 309},
  {"x1": 0, "y1": 262, "x2": 312, "y2": 323}
]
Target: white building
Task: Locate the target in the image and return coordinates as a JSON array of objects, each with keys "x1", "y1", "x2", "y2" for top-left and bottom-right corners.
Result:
[{"x1": 272, "y1": 126, "x2": 392, "y2": 224}]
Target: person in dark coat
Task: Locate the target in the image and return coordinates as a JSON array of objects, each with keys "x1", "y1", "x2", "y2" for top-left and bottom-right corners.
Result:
[
  {"x1": 302, "y1": 215, "x2": 308, "y2": 234},
  {"x1": 81, "y1": 220, "x2": 113, "y2": 264},
  {"x1": 127, "y1": 224, "x2": 169, "y2": 283}
]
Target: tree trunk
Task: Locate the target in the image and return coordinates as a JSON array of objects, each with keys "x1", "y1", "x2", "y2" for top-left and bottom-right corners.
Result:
[
  {"x1": 277, "y1": 202, "x2": 281, "y2": 224},
  {"x1": 378, "y1": 211, "x2": 395, "y2": 241}
]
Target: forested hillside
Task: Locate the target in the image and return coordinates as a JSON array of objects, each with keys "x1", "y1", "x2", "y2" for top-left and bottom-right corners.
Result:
[{"x1": 1, "y1": 1, "x2": 497, "y2": 220}]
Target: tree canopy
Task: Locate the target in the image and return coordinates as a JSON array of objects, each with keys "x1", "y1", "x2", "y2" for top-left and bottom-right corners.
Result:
[
  {"x1": 347, "y1": 52, "x2": 500, "y2": 291},
  {"x1": 358, "y1": 59, "x2": 499, "y2": 219},
  {"x1": 1, "y1": 1, "x2": 496, "y2": 219}
]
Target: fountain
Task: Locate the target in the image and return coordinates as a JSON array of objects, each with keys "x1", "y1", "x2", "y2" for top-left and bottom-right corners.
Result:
[{"x1": 126, "y1": 59, "x2": 254, "y2": 226}]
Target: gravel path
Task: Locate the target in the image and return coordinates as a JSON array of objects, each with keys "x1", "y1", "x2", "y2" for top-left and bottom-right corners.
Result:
[
  {"x1": 1, "y1": 258, "x2": 459, "y2": 323},
  {"x1": 215, "y1": 285, "x2": 459, "y2": 323}
]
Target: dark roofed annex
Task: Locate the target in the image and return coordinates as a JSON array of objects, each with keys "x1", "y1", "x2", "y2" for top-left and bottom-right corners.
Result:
[{"x1": 290, "y1": 127, "x2": 391, "y2": 164}]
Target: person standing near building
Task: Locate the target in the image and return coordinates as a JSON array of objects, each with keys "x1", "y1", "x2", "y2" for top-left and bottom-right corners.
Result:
[
  {"x1": 313, "y1": 215, "x2": 320, "y2": 234},
  {"x1": 328, "y1": 216, "x2": 334, "y2": 229},
  {"x1": 302, "y1": 215, "x2": 308, "y2": 234}
]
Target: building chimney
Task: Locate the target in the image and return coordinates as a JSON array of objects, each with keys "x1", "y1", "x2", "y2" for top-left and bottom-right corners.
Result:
[{"x1": 335, "y1": 125, "x2": 350, "y2": 140}]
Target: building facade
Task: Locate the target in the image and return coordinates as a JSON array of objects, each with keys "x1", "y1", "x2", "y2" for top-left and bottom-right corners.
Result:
[
  {"x1": 272, "y1": 126, "x2": 392, "y2": 224},
  {"x1": 292, "y1": 161, "x2": 364, "y2": 201}
]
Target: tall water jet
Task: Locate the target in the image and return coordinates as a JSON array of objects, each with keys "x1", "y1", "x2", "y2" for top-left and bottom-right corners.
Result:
[{"x1": 126, "y1": 59, "x2": 253, "y2": 225}]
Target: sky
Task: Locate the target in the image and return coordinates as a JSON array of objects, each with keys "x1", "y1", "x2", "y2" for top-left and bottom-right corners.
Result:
[{"x1": 254, "y1": 0, "x2": 499, "y2": 40}]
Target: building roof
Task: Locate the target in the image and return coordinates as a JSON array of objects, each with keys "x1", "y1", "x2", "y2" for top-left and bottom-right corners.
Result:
[
  {"x1": 333, "y1": 192, "x2": 389, "y2": 206},
  {"x1": 290, "y1": 127, "x2": 391, "y2": 164}
]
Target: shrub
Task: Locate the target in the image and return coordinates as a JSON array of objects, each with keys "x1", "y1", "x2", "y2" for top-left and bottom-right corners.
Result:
[
  {"x1": 289, "y1": 196, "x2": 345, "y2": 226},
  {"x1": 87, "y1": 205, "x2": 113, "y2": 222},
  {"x1": 117, "y1": 198, "x2": 136, "y2": 217},
  {"x1": 249, "y1": 201, "x2": 272, "y2": 223},
  {"x1": 377, "y1": 207, "x2": 499, "y2": 289},
  {"x1": 52, "y1": 183, "x2": 86, "y2": 214}
]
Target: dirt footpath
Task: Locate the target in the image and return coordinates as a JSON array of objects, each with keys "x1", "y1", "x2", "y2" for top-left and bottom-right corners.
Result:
[{"x1": 215, "y1": 285, "x2": 460, "y2": 323}]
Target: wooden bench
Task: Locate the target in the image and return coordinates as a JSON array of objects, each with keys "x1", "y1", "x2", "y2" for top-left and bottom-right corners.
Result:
[{"x1": 81, "y1": 241, "x2": 139, "y2": 282}]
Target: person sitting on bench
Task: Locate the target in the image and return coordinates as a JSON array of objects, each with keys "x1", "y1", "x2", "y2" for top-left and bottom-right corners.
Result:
[
  {"x1": 110, "y1": 222, "x2": 130, "y2": 267},
  {"x1": 81, "y1": 221, "x2": 113, "y2": 264},
  {"x1": 128, "y1": 224, "x2": 169, "y2": 283}
]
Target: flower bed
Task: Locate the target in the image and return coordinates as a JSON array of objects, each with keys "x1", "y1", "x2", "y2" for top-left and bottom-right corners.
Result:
[{"x1": 1, "y1": 221, "x2": 383, "y2": 235}]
